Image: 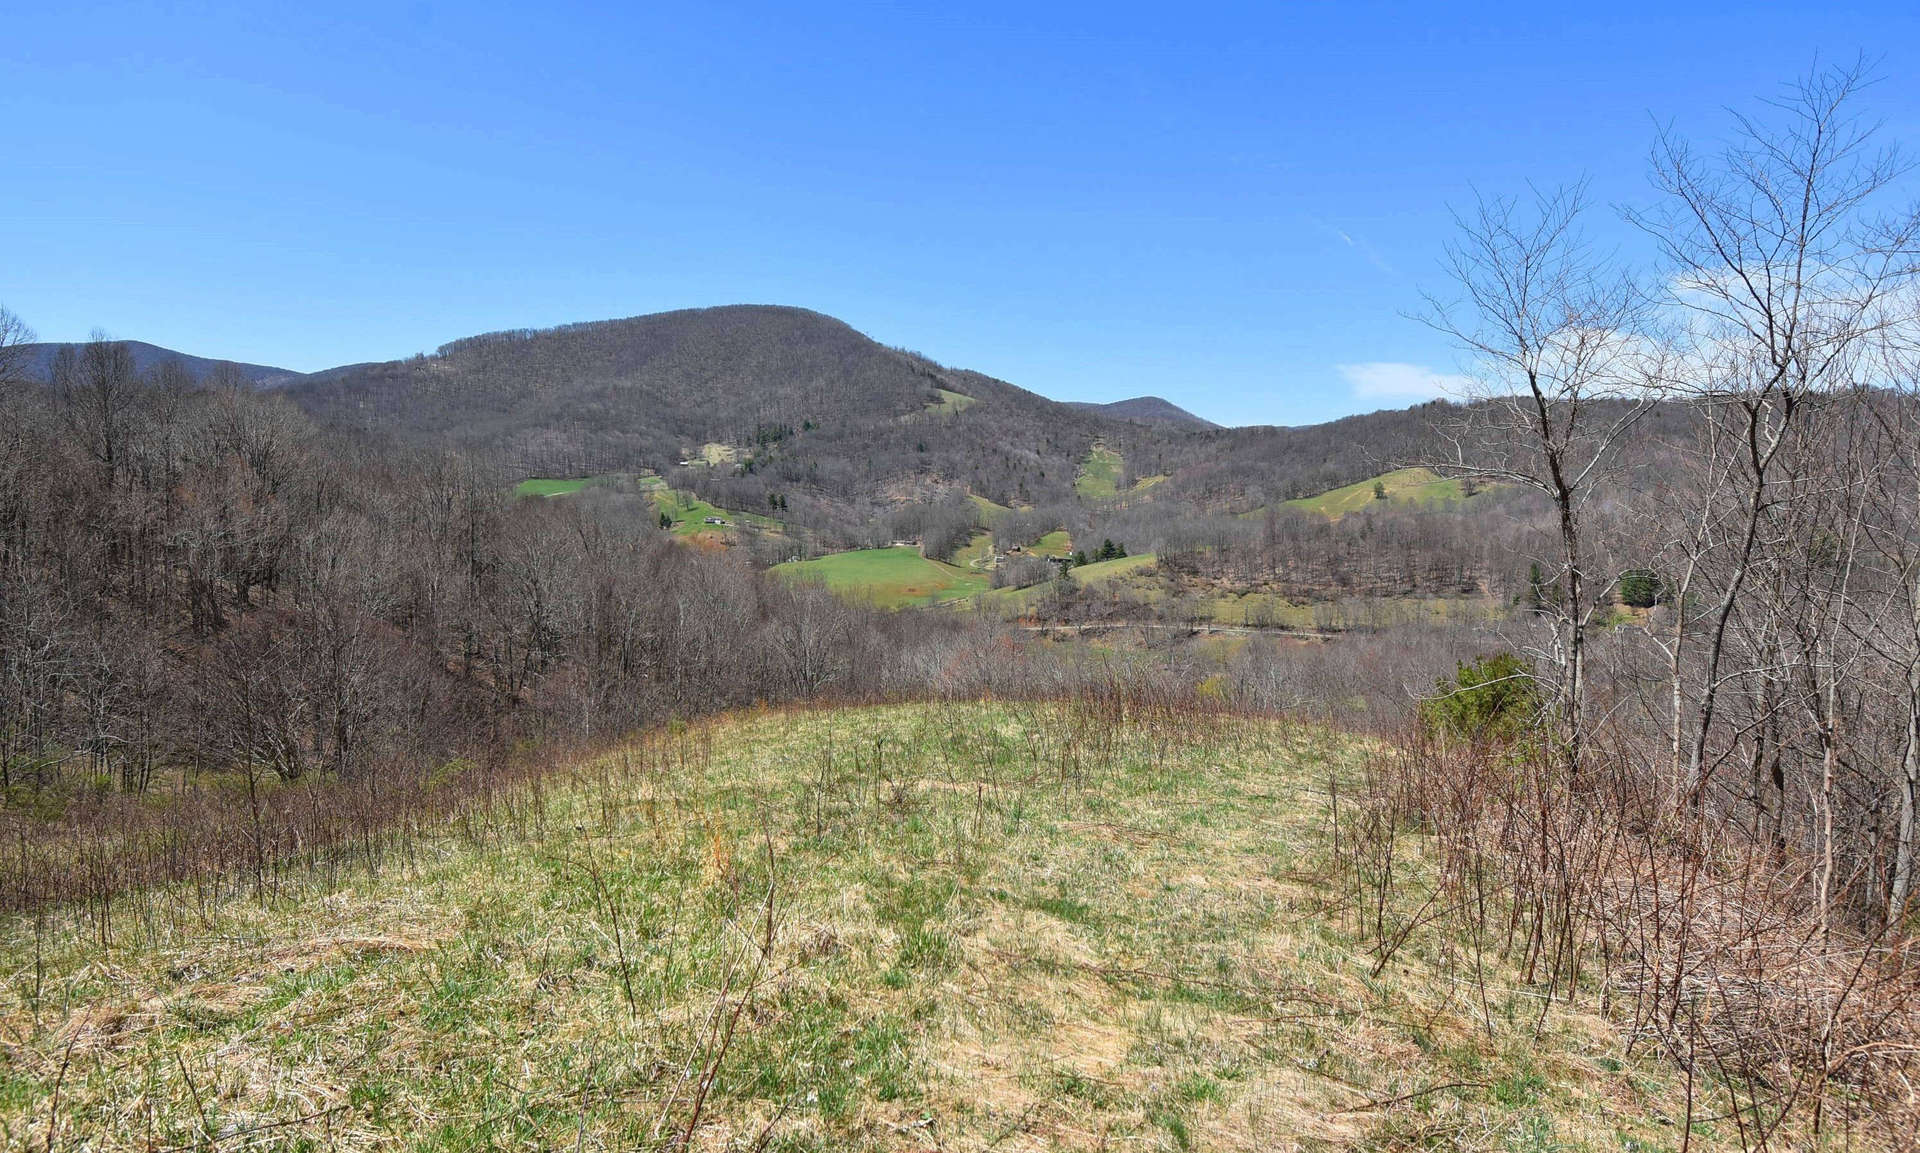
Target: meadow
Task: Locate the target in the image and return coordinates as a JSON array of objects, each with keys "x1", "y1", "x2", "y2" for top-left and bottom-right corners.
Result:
[
  {"x1": 1074, "y1": 446, "x2": 1125, "y2": 501},
  {"x1": 1278, "y1": 468, "x2": 1479, "y2": 520},
  {"x1": 515, "y1": 476, "x2": 608, "y2": 498},
  {"x1": 771, "y1": 546, "x2": 990, "y2": 608},
  {"x1": 0, "y1": 703, "x2": 1747, "y2": 1152}
]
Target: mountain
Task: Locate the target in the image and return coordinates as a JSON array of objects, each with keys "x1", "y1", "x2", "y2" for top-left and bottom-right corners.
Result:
[
  {"x1": 1067, "y1": 396, "x2": 1220, "y2": 430},
  {"x1": 17, "y1": 341, "x2": 302, "y2": 387},
  {"x1": 284, "y1": 305, "x2": 1120, "y2": 522},
  {"x1": 22, "y1": 308, "x2": 1478, "y2": 536}
]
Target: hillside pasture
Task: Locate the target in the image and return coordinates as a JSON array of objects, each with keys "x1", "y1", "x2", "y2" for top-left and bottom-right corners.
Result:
[
  {"x1": 514, "y1": 475, "x2": 608, "y2": 498},
  {"x1": 978, "y1": 551, "x2": 1158, "y2": 614},
  {"x1": 967, "y1": 492, "x2": 1013, "y2": 521},
  {"x1": 1073, "y1": 444, "x2": 1124, "y2": 501},
  {"x1": 1281, "y1": 466, "x2": 1481, "y2": 519},
  {"x1": 925, "y1": 387, "x2": 979, "y2": 415},
  {"x1": 771, "y1": 546, "x2": 989, "y2": 608},
  {"x1": 646, "y1": 479, "x2": 782, "y2": 537},
  {"x1": 1028, "y1": 529, "x2": 1072, "y2": 558}
]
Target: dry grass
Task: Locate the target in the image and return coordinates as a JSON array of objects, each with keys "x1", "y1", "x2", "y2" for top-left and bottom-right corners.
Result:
[{"x1": 0, "y1": 703, "x2": 1783, "y2": 1150}]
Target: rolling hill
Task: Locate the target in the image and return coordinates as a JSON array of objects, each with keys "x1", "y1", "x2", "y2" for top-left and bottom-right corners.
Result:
[
  {"x1": 13, "y1": 306, "x2": 1589, "y2": 553},
  {"x1": 1066, "y1": 394, "x2": 1220, "y2": 429},
  {"x1": 283, "y1": 305, "x2": 1122, "y2": 518},
  {"x1": 16, "y1": 340, "x2": 302, "y2": 386}
]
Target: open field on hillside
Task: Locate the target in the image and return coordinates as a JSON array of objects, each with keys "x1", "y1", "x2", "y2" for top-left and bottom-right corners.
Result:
[
  {"x1": 772, "y1": 546, "x2": 989, "y2": 607},
  {"x1": 979, "y1": 553, "x2": 1158, "y2": 614},
  {"x1": 1279, "y1": 468, "x2": 1480, "y2": 519},
  {"x1": 1074, "y1": 445, "x2": 1124, "y2": 501},
  {"x1": 1029, "y1": 530, "x2": 1072, "y2": 558},
  {"x1": 927, "y1": 388, "x2": 979, "y2": 415},
  {"x1": 978, "y1": 555, "x2": 1505, "y2": 631},
  {"x1": 967, "y1": 493, "x2": 1013, "y2": 520},
  {"x1": 643, "y1": 478, "x2": 783, "y2": 538},
  {"x1": 515, "y1": 475, "x2": 611, "y2": 498},
  {"x1": 0, "y1": 703, "x2": 1764, "y2": 1152},
  {"x1": 951, "y1": 531, "x2": 996, "y2": 571}
]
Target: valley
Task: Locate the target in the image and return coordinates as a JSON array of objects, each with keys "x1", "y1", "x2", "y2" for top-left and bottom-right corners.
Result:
[{"x1": 8, "y1": 53, "x2": 1920, "y2": 1151}]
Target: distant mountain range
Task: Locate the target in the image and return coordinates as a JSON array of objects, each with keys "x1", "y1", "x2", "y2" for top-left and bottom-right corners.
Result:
[
  {"x1": 18, "y1": 321, "x2": 1218, "y2": 430},
  {"x1": 17, "y1": 340, "x2": 302, "y2": 387},
  {"x1": 12, "y1": 305, "x2": 1459, "y2": 524},
  {"x1": 1067, "y1": 396, "x2": 1219, "y2": 430}
]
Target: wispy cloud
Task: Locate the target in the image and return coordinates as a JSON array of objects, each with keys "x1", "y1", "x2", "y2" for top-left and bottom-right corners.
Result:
[
  {"x1": 1309, "y1": 216, "x2": 1400, "y2": 277},
  {"x1": 1336, "y1": 362, "x2": 1472, "y2": 401}
]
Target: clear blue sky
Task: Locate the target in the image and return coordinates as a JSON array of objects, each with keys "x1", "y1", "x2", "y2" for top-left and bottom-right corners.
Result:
[{"x1": 5, "y1": 2, "x2": 1917, "y2": 426}]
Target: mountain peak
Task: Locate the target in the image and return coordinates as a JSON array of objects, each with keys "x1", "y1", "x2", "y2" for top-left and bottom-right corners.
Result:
[{"x1": 1067, "y1": 395, "x2": 1221, "y2": 430}]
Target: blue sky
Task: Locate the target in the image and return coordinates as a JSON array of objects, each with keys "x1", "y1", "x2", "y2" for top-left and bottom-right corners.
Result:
[{"x1": 5, "y1": 2, "x2": 1918, "y2": 426}]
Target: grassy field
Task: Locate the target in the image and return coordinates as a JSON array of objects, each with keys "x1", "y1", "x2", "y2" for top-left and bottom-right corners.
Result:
[
  {"x1": 0, "y1": 703, "x2": 1757, "y2": 1151},
  {"x1": 1281, "y1": 468, "x2": 1480, "y2": 520},
  {"x1": 516, "y1": 476, "x2": 610, "y2": 498},
  {"x1": 968, "y1": 493, "x2": 1013, "y2": 520},
  {"x1": 1029, "y1": 529, "x2": 1072, "y2": 558},
  {"x1": 926, "y1": 388, "x2": 979, "y2": 415},
  {"x1": 771, "y1": 546, "x2": 990, "y2": 608},
  {"x1": 1074, "y1": 445, "x2": 1124, "y2": 501},
  {"x1": 644, "y1": 478, "x2": 782, "y2": 538},
  {"x1": 979, "y1": 553, "x2": 1158, "y2": 614},
  {"x1": 950, "y1": 531, "x2": 996, "y2": 572}
]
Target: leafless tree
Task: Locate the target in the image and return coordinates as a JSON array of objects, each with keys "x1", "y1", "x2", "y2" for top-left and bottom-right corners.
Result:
[
  {"x1": 1630, "y1": 62, "x2": 1920, "y2": 816},
  {"x1": 1422, "y1": 184, "x2": 1659, "y2": 768},
  {"x1": 0, "y1": 306, "x2": 33, "y2": 386}
]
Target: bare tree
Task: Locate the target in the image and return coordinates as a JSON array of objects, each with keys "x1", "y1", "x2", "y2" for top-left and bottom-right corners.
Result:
[
  {"x1": 0, "y1": 306, "x2": 33, "y2": 386},
  {"x1": 1630, "y1": 61, "x2": 1920, "y2": 810},
  {"x1": 1422, "y1": 184, "x2": 1658, "y2": 769},
  {"x1": 52, "y1": 334, "x2": 142, "y2": 491}
]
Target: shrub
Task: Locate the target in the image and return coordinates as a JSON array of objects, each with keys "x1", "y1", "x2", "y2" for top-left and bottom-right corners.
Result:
[
  {"x1": 1617, "y1": 568, "x2": 1662, "y2": 608},
  {"x1": 1418, "y1": 652, "x2": 1540, "y2": 744}
]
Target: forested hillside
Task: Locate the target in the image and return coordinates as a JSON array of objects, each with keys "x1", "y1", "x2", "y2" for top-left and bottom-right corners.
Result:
[
  {"x1": 18, "y1": 339, "x2": 301, "y2": 387},
  {"x1": 284, "y1": 306, "x2": 1116, "y2": 530},
  {"x1": 1065, "y1": 394, "x2": 1220, "y2": 428}
]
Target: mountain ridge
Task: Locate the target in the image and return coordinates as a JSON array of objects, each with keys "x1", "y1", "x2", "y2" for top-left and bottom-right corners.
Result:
[
  {"x1": 15, "y1": 340, "x2": 302, "y2": 387},
  {"x1": 1066, "y1": 395, "x2": 1220, "y2": 429}
]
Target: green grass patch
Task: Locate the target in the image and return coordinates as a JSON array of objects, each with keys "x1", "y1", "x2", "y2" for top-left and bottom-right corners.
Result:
[
  {"x1": 950, "y1": 531, "x2": 996, "y2": 572},
  {"x1": 515, "y1": 476, "x2": 608, "y2": 498},
  {"x1": 976, "y1": 552, "x2": 1158, "y2": 615},
  {"x1": 648, "y1": 483, "x2": 782, "y2": 536},
  {"x1": 772, "y1": 546, "x2": 990, "y2": 608},
  {"x1": 1074, "y1": 445, "x2": 1124, "y2": 501},
  {"x1": 926, "y1": 388, "x2": 978, "y2": 415},
  {"x1": 1281, "y1": 467, "x2": 1483, "y2": 519},
  {"x1": 967, "y1": 492, "x2": 1013, "y2": 521},
  {"x1": 1029, "y1": 530, "x2": 1072, "y2": 558}
]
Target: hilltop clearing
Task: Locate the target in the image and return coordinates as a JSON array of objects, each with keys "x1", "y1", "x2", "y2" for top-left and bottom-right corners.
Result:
[{"x1": 1, "y1": 703, "x2": 1756, "y2": 1152}]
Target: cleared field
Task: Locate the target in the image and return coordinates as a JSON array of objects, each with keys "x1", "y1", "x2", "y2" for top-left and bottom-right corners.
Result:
[
  {"x1": 978, "y1": 551, "x2": 1157, "y2": 614},
  {"x1": 645, "y1": 479, "x2": 781, "y2": 537},
  {"x1": 1282, "y1": 466, "x2": 1480, "y2": 519},
  {"x1": 514, "y1": 475, "x2": 606, "y2": 498},
  {"x1": 683, "y1": 442, "x2": 737, "y2": 466},
  {"x1": 1070, "y1": 551, "x2": 1154, "y2": 585},
  {"x1": 949, "y1": 530, "x2": 996, "y2": 571},
  {"x1": 967, "y1": 492, "x2": 1013, "y2": 520},
  {"x1": 925, "y1": 387, "x2": 979, "y2": 415},
  {"x1": 1028, "y1": 529, "x2": 1072, "y2": 558},
  {"x1": 0, "y1": 703, "x2": 1741, "y2": 1151},
  {"x1": 1074, "y1": 444, "x2": 1124, "y2": 501},
  {"x1": 771, "y1": 545, "x2": 989, "y2": 607}
]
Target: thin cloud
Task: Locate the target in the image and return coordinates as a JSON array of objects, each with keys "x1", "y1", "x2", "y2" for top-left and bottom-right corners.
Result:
[{"x1": 1336, "y1": 362, "x2": 1472, "y2": 401}]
